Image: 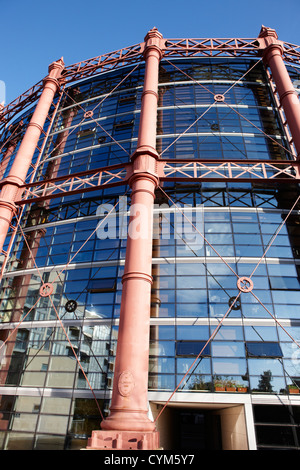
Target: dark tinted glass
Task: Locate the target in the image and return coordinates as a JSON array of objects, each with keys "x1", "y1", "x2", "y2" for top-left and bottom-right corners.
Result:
[
  {"x1": 176, "y1": 341, "x2": 210, "y2": 356},
  {"x1": 246, "y1": 342, "x2": 283, "y2": 358}
]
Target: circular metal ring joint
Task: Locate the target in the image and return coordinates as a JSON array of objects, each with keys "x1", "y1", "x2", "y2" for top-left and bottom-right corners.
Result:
[
  {"x1": 228, "y1": 296, "x2": 241, "y2": 310},
  {"x1": 84, "y1": 110, "x2": 93, "y2": 119},
  {"x1": 214, "y1": 94, "x2": 225, "y2": 102},
  {"x1": 237, "y1": 276, "x2": 254, "y2": 293},
  {"x1": 65, "y1": 300, "x2": 78, "y2": 313},
  {"x1": 40, "y1": 283, "x2": 54, "y2": 297}
]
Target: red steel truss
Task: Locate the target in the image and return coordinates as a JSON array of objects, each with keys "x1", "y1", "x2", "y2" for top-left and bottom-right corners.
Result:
[
  {"x1": 1, "y1": 26, "x2": 299, "y2": 209},
  {"x1": 10, "y1": 158, "x2": 300, "y2": 207},
  {"x1": 1, "y1": 29, "x2": 300, "y2": 132},
  {"x1": 1, "y1": 26, "x2": 300, "y2": 450}
]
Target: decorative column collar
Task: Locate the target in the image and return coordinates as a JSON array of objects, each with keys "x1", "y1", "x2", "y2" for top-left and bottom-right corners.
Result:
[
  {"x1": 256, "y1": 25, "x2": 284, "y2": 56},
  {"x1": 141, "y1": 27, "x2": 165, "y2": 59}
]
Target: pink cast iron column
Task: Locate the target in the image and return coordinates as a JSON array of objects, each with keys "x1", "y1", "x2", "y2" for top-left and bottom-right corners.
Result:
[
  {"x1": 0, "y1": 138, "x2": 18, "y2": 181},
  {"x1": 0, "y1": 58, "x2": 64, "y2": 253},
  {"x1": 87, "y1": 28, "x2": 165, "y2": 451},
  {"x1": 257, "y1": 26, "x2": 300, "y2": 159}
]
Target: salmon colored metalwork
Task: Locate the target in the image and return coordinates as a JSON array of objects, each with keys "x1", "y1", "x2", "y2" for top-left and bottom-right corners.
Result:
[
  {"x1": 257, "y1": 26, "x2": 300, "y2": 159},
  {"x1": 0, "y1": 58, "x2": 64, "y2": 254},
  {"x1": 2, "y1": 26, "x2": 300, "y2": 451},
  {"x1": 87, "y1": 27, "x2": 165, "y2": 450}
]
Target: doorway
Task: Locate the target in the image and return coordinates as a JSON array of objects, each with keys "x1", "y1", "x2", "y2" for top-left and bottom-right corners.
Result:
[
  {"x1": 175, "y1": 409, "x2": 222, "y2": 450},
  {"x1": 154, "y1": 404, "x2": 249, "y2": 450}
]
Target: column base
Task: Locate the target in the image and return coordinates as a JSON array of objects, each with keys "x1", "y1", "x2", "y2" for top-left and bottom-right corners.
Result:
[{"x1": 86, "y1": 430, "x2": 160, "y2": 450}]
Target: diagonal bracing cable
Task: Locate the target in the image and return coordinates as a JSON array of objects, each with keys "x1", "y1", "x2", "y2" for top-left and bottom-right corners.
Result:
[
  {"x1": 158, "y1": 185, "x2": 239, "y2": 278},
  {"x1": 159, "y1": 101, "x2": 218, "y2": 158},
  {"x1": 155, "y1": 209, "x2": 236, "y2": 392},
  {"x1": 157, "y1": 192, "x2": 300, "y2": 392},
  {"x1": 49, "y1": 188, "x2": 129, "y2": 285},
  {"x1": 18, "y1": 229, "x2": 124, "y2": 394},
  {"x1": 250, "y1": 290, "x2": 300, "y2": 351},
  {"x1": 1, "y1": 228, "x2": 105, "y2": 419},
  {"x1": 154, "y1": 186, "x2": 300, "y2": 420},
  {"x1": 223, "y1": 102, "x2": 295, "y2": 160},
  {"x1": 249, "y1": 195, "x2": 300, "y2": 279},
  {"x1": 159, "y1": 57, "x2": 296, "y2": 162},
  {"x1": 1, "y1": 189, "x2": 130, "y2": 417},
  {"x1": 154, "y1": 291, "x2": 242, "y2": 424},
  {"x1": 3, "y1": 55, "x2": 300, "y2": 424},
  {"x1": 25, "y1": 63, "x2": 140, "y2": 181},
  {"x1": 0, "y1": 295, "x2": 42, "y2": 355},
  {"x1": 48, "y1": 295, "x2": 104, "y2": 420},
  {"x1": 0, "y1": 87, "x2": 65, "y2": 279},
  {"x1": 159, "y1": 74, "x2": 263, "y2": 161}
]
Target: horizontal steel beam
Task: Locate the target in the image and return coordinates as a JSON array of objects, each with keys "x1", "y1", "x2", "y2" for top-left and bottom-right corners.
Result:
[
  {"x1": 1, "y1": 37, "x2": 300, "y2": 132},
  {"x1": 13, "y1": 162, "x2": 129, "y2": 205},
  {"x1": 161, "y1": 158, "x2": 300, "y2": 182},
  {"x1": 12, "y1": 158, "x2": 300, "y2": 205}
]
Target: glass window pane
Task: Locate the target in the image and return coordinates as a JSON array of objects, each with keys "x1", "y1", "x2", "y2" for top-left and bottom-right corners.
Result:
[
  {"x1": 248, "y1": 358, "x2": 283, "y2": 376},
  {"x1": 213, "y1": 326, "x2": 244, "y2": 340},
  {"x1": 244, "y1": 326, "x2": 278, "y2": 341},
  {"x1": 212, "y1": 342, "x2": 245, "y2": 357},
  {"x1": 176, "y1": 325, "x2": 209, "y2": 340},
  {"x1": 246, "y1": 342, "x2": 283, "y2": 357},
  {"x1": 177, "y1": 357, "x2": 211, "y2": 374},
  {"x1": 176, "y1": 341, "x2": 210, "y2": 356},
  {"x1": 250, "y1": 375, "x2": 286, "y2": 394},
  {"x1": 212, "y1": 358, "x2": 247, "y2": 375}
]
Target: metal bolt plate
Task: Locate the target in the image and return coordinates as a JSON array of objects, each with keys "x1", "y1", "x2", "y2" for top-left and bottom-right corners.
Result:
[
  {"x1": 65, "y1": 300, "x2": 77, "y2": 312},
  {"x1": 214, "y1": 94, "x2": 225, "y2": 102},
  {"x1": 40, "y1": 283, "x2": 54, "y2": 297},
  {"x1": 84, "y1": 110, "x2": 93, "y2": 119},
  {"x1": 237, "y1": 277, "x2": 254, "y2": 293}
]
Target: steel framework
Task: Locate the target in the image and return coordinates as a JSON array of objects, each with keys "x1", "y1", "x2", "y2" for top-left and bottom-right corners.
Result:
[
  {"x1": 1, "y1": 26, "x2": 300, "y2": 451},
  {"x1": 1, "y1": 28, "x2": 300, "y2": 133},
  {"x1": 0, "y1": 27, "x2": 299, "y2": 209},
  {"x1": 8, "y1": 158, "x2": 300, "y2": 207}
]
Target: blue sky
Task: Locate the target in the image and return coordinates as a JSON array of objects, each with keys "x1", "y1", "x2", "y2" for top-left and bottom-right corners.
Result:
[{"x1": 1, "y1": 0, "x2": 300, "y2": 104}]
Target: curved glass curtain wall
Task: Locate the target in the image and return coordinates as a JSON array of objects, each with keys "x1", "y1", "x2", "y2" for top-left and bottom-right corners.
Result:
[{"x1": 0, "y1": 58, "x2": 300, "y2": 449}]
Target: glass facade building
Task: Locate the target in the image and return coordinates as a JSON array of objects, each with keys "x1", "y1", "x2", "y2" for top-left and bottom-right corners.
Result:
[{"x1": 1, "y1": 31, "x2": 300, "y2": 450}]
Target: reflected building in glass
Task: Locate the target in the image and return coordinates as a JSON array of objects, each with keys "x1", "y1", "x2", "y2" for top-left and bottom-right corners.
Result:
[{"x1": 0, "y1": 27, "x2": 300, "y2": 450}]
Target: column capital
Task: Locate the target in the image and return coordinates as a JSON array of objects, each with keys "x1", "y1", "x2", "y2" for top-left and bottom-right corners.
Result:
[
  {"x1": 43, "y1": 57, "x2": 65, "y2": 89},
  {"x1": 141, "y1": 27, "x2": 165, "y2": 60},
  {"x1": 256, "y1": 25, "x2": 284, "y2": 58},
  {"x1": 48, "y1": 57, "x2": 65, "y2": 75},
  {"x1": 258, "y1": 25, "x2": 279, "y2": 40}
]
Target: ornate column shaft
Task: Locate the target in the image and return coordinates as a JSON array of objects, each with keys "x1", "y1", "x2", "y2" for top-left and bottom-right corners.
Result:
[
  {"x1": 257, "y1": 26, "x2": 300, "y2": 159},
  {"x1": 0, "y1": 58, "x2": 64, "y2": 253},
  {"x1": 87, "y1": 28, "x2": 165, "y2": 451}
]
